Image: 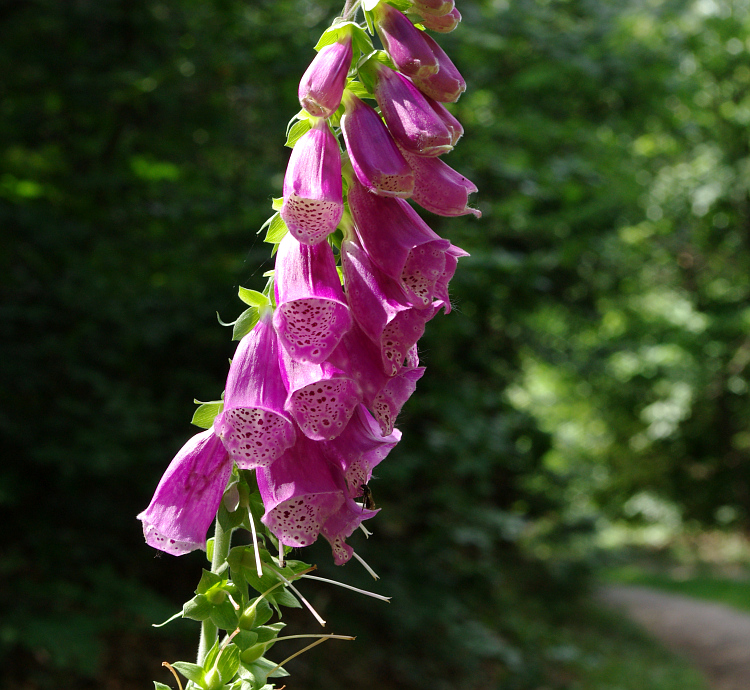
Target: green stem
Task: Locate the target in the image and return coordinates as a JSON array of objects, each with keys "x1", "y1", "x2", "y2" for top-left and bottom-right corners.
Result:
[{"x1": 197, "y1": 516, "x2": 233, "y2": 665}]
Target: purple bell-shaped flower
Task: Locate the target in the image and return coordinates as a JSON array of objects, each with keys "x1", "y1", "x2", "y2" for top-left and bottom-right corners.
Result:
[
  {"x1": 340, "y1": 90, "x2": 415, "y2": 198},
  {"x1": 214, "y1": 310, "x2": 297, "y2": 468},
  {"x1": 341, "y1": 234, "x2": 432, "y2": 376},
  {"x1": 370, "y1": 61, "x2": 454, "y2": 157},
  {"x1": 281, "y1": 118, "x2": 344, "y2": 245},
  {"x1": 373, "y1": 2, "x2": 439, "y2": 79},
  {"x1": 137, "y1": 428, "x2": 232, "y2": 556},
  {"x1": 279, "y1": 347, "x2": 363, "y2": 441},
  {"x1": 256, "y1": 434, "x2": 346, "y2": 551},
  {"x1": 410, "y1": 33, "x2": 466, "y2": 102},
  {"x1": 347, "y1": 175, "x2": 451, "y2": 308},
  {"x1": 397, "y1": 144, "x2": 481, "y2": 218},
  {"x1": 273, "y1": 232, "x2": 352, "y2": 364},
  {"x1": 298, "y1": 34, "x2": 353, "y2": 118}
]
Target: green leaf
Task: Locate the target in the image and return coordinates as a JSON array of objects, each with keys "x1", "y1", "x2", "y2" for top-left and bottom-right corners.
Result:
[
  {"x1": 285, "y1": 119, "x2": 312, "y2": 148},
  {"x1": 232, "y1": 308, "x2": 259, "y2": 342},
  {"x1": 345, "y1": 78, "x2": 372, "y2": 100},
  {"x1": 217, "y1": 643, "x2": 241, "y2": 683},
  {"x1": 197, "y1": 570, "x2": 224, "y2": 595},
  {"x1": 210, "y1": 599, "x2": 239, "y2": 631},
  {"x1": 183, "y1": 594, "x2": 213, "y2": 621},
  {"x1": 263, "y1": 213, "x2": 288, "y2": 245},
  {"x1": 271, "y1": 196, "x2": 283, "y2": 211},
  {"x1": 270, "y1": 587, "x2": 300, "y2": 609},
  {"x1": 153, "y1": 683, "x2": 171, "y2": 690},
  {"x1": 251, "y1": 656, "x2": 290, "y2": 679},
  {"x1": 254, "y1": 622, "x2": 285, "y2": 644},
  {"x1": 172, "y1": 661, "x2": 207, "y2": 686},
  {"x1": 238, "y1": 287, "x2": 268, "y2": 308},
  {"x1": 218, "y1": 499, "x2": 246, "y2": 531},
  {"x1": 362, "y1": 0, "x2": 381, "y2": 11},
  {"x1": 192, "y1": 401, "x2": 223, "y2": 429},
  {"x1": 234, "y1": 630, "x2": 259, "y2": 651},
  {"x1": 314, "y1": 22, "x2": 355, "y2": 51}
]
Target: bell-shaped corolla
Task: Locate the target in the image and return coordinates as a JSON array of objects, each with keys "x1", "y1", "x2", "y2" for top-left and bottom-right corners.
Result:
[
  {"x1": 214, "y1": 310, "x2": 296, "y2": 469},
  {"x1": 328, "y1": 322, "x2": 425, "y2": 436},
  {"x1": 281, "y1": 118, "x2": 344, "y2": 245},
  {"x1": 323, "y1": 404, "x2": 401, "y2": 496},
  {"x1": 419, "y1": 7, "x2": 461, "y2": 32},
  {"x1": 321, "y1": 497, "x2": 379, "y2": 565},
  {"x1": 340, "y1": 90, "x2": 414, "y2": 198},
  {"x1": 432, "y1": 243, "x2": 470, "y2": 315},
  {"x1": 424, "y1": 94, "x2": 463, "y2": 145},
  {"x1": 410, "y1": 33, "x2": 466, "y2": 102},
  {"x1": 347, "y1": 175, "x2": 451, "y2": 308},
  {"x1": 410, "y1": 0, "x2": 455, "y2": 16},
  {"x1": 370, "y1": 62, "x2": 454, "y2": 157},
  {"x1": 397, "y1": 144, "x2": 481, "y2": 218},
  {"x1": 373, "y1": 2, "x2": 439, "y2": 79},
  {"x1": 273, "y1": 233, "x2": 352, "y2": 364},
  {"x1": 298, "y1": 34, "x2": 353, "y2": 118},
  {"x1": 137, "y1": 428, "x2": 232, "y2": 556},
  {"x1": 279, "y1": 347, "x2": 363, "y2": 441},
  {"x1": 341, "y1": 235, "x2": 432, "y2": 376},
  {"x1": 257, "y1": 434, "x2": 346, "y2": 551}
]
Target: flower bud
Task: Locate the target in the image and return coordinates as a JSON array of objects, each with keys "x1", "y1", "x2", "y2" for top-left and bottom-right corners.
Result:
[
  {"x1": 340, "y1": 90, "x2": 414, "y2": 197},
  {"x1": 418, "y1": 7, "x2": 461, "y2": 32},
  {"x1": 410, "y1": 33, "x2": 466, "y2": 102},
  {"x1": 281, "y1": 118, "x2": 344, "y2": 245},
  {"x1": 370, "y1": 62, "x2": 453, "y2": 156},
  {"x1": 240, "y1": 643, "x2": 267, "y2": 664},
  {"x1": 410, "y1": 0, "x2": 455, "y2": 16},
  {"x1": 238, "y1": 604, "x2": 257, "y2": 630},
  {"x1": 298, "y1": 34, "x2": 353, "y2": 118},
  {"x1": 373, "y1": 3, "x2": 439, "y2": 79}
]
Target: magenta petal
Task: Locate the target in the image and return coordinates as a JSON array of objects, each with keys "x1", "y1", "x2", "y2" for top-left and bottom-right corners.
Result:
[
  {"x1": 342, "y1": 236, "x2": 430, "y2": 375},
  {"x1": 371, "y1": 366, "x2": 426, "y2": 436},
  {"x1": 341, "y1": 92, "x2": 415, "y2": 198},
  {"x1": 137, "y1": 429, "x2": 231, "y2": 556},
  {"x1": 419, "y1": 7, "x2": 461, "y2": 32},
  {"x1": 410, "y1": 34, "x2": 466, "y2": 103},
  {"x1": 281, "y1": 119, "x2": 344, "y2": 245},
  {"x1": 433, "y1": 243, "x2": 470, "y2": 314},
  {"x1": 321, "y1": 498, "x2": 379, "y2": 565},
  {"x1": 257, "y1": 435, "x2": 346, "y2": 549},
  {"x1": 273, "y1": 233, "x2": 352, "y2": 364},
  {"x1": 347, "y1": 177, "x2": 450, "y2": 307},
  {"x1": 373, "y1": 63, "x2": 454, "y2": 157},
  {"x1": 324, "y1": 404, "x2": 401, "y2": 494},
  {"x1": 424, "y1": 94, "x2": 463, "y2": 145},
  {"x1": 280, "y1": 348, "x2": 363, "y2": 441},
  {"x1": 374, "y1": 3, "x2": 439, "y2": 79},
  {"x1": 298, "y1": 36, "x2": 353, "y2": 118},
  {"x1": 215, "y1": 311, "x2": 296, "y2": 469},
  {"x1": 398, "y1": 145, "x2": 481, "y2": 218}
]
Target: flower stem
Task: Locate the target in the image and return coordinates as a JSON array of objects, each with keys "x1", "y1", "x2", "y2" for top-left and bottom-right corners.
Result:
[
  {"x1": 197, "y1": 516, "x2": 233, "y2": 665},
  {"x1": 342, "y1": 0, "x2": 361, "y2": 22}
]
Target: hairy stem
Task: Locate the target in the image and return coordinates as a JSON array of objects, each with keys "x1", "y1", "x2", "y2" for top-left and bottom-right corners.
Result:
[{"x1": 197, "y1": 517, "x2": 233, "y2": 665}]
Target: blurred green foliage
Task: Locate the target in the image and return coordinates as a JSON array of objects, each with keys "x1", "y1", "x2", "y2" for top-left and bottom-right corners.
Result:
[{"x1": 3, "y1": 0, "x2": 750, "y2": 687}]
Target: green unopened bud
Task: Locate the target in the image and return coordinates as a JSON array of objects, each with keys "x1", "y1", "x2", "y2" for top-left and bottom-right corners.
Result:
[
  {"x1": 239, "y1": 643, "x2": 266, "y2": 664},
  {"x1": 204, "y1": 666, "x2": 222, "y2": 690},
  {"x1": 238, "y1": 603, "x2": 257, "y2": 630},
  {"x1": 206, "y1": 588, "x2": 226, "y2": 605}
]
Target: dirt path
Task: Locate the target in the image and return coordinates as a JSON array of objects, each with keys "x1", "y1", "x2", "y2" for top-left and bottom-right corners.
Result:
[{"x1": 598, "y1": 585, "x2": 750, "y2": 690}]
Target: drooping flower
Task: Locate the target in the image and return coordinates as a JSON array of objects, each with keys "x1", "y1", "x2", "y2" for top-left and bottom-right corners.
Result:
[
  {"x1": 433, "y1": 243, "x2": 470, "y2": 314},
  {"x1": 397, "y1": 144, "x2": 481, "y2": 218},
  {"x1": 410, "y1": 0, "x2": 455, "y2": 17},
  {"x1": 323, "y1": 404, "x2": 401, "y2": 495},
  {"x1": 410, "y1": 33, "x2": 466, "y2": 102},
  {"x1": 369, "y1": 61, "x2": 454, "y2": 157},
  {"x1": 418, "y1": 7, "x2": 461, "y2": 32},
  {"x1": 256, "y1": 434, "x2": 346, "y2": 551},
  {"x1": 214, "y1": 309, "x2": 296, "y2": 468},
  {"x1": 340, "y1": 90, "x2": 414, "y2": 198},
  {"x1": 328, "y1": 321, "x2": 426, "y2": 436},
  {"x1": 279, "y1": 347, "x2": 362, "y2": 441},
  {"x1": 341, "y1": 234, "x2": 431, "y2": 375},
  {"x1": 281, "y1": 118, "x2": 343, "y2": 245},
  {"x1": 372, "y1": 2, "x2": 439, "y2": 79},
  {"x1": 298, "y1": 34, "x2": 354, "y2": 118},
  {"x1": 137, "y1": 428, "x2": 231, "y2": 556},
  {"x1": 273, "y1": 233, "x2": 352, "y2": 364},
  {"x1": 424, "y1": 94, "x2": 464, "y2": 145},
  {"x1": 321, "y1": 497, "x2": 379, "y2": 565},
  {"x1": 347, "y1": 175, "x2": 451, "y2": 308}
]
